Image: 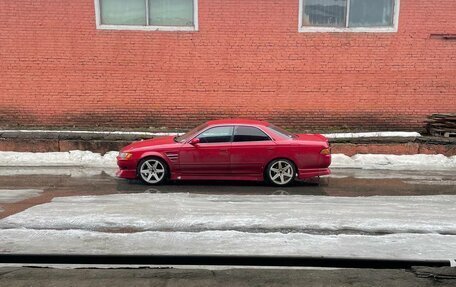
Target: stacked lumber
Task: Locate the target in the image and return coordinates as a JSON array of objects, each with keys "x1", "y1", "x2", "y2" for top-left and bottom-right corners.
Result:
[{"x1": 425, "y1": 114, "x2": 456, "y2": 137}]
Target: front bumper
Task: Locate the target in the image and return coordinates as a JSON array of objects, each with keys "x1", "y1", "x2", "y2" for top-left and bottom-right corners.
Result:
[
  {"x1": 116, "y1": 168, "x2": 137, "y2": 179},
  {"x1": 116, "y1": 157, "x2": 138, "y2": 179}
]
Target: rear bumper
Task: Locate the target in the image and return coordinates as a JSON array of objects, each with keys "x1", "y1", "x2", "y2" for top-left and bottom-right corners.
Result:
[
  {"x1": 298, "y1": 168, "x2": 331, "y2": 179},
  {"x1": 116, "y1": 168, "x2": 137, "y2": 179}
]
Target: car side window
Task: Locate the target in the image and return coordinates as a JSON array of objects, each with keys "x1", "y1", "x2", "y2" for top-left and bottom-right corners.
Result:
[
  {"x1": 233, "y1": 126, "x2": 271, "y2": 142},
  {"x1": 197, "y1": 126, "x2": 234, "y2": 143}
]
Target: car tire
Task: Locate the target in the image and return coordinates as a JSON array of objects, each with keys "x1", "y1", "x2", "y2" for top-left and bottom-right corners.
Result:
[
  {"x1": 137, "y1": 157, "x2": 169, "y2": 185},
  {"x1": 265, "y1": 159, "x2": 296, "y2": 186}
]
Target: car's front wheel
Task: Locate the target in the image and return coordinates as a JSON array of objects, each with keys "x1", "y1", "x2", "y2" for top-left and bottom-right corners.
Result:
[
  {"x1": 137, "y1": 157, "x2": 168, "y2": 185},
  {"x1": 265, "y1": 159, "x2": 296, "y2": 186}
]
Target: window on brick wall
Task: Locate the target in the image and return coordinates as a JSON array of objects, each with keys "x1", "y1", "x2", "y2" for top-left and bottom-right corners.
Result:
[
  {"x1": 95, "y1": 0, "x2": 198, "y2": 31},
  {"x1": 299, "y1": 0, "x2": 399, "y2": 32}
]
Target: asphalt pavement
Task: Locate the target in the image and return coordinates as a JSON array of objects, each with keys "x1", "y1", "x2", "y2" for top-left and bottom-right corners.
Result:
[
  {"x1": 1, "y1": 266, "x2": 456, "y2": 287},
  {"x1": 0, "y1": 168, "x2": 455, "y2": 286}
]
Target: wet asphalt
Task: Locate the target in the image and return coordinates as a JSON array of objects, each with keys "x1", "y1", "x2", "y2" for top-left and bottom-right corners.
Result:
[{"x1": 0, "y1": 167, "x2": 455, "y2": 219}]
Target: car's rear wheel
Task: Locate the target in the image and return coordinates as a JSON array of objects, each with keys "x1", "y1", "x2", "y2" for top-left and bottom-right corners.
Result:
[
  {"x1": 137, "y1": 157, "x2": 168, "y2": 185},
  {"x1": 266, "y1": 159, "x2": 296, "y2": 186}
]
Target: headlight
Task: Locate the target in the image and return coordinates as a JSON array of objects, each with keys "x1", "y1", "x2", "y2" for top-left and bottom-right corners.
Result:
[{"x1": 118, "y1": 152, "x2": 132, "y2": 160}]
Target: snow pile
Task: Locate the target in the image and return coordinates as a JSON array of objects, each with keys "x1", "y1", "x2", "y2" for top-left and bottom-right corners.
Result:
[
  {"x1": 0, "y1": 189, "x2": 43, "y2": 204},
  {"x1": 332, "y1": 154, "x2": 456, "y2": 170},
  {"x1": 0, "y1": 151, "x2": 455, "y2": 170},
  {"x1": 0, "y1": 151, "x2": 118, "y2": 168},
  {"x1": 2, "y1": 193, "x2": 456, "y2": 235},
  {"x1": 330, "y1": 169, "x2": 453, "y2": 179},
  {"x1": 0, "y1": 229, "x2": 455, "y2": 260},
  {"x1": 324, "y1": 132, "x2": 420, "y2": 139},
  {"x1": 329, "y1": 169, "x2": 456, "y2": 182},
  {"x1": 0, "y1": 167, "x2": 116, "y2": 177},
  {"x1": 1, "y1": 193, "x2": 455, "y2": 259}
]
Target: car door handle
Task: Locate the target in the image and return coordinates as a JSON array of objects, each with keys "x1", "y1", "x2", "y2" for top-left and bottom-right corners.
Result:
[{"x1": 219, "y1": 148, "x2": 228, "y2": 152}]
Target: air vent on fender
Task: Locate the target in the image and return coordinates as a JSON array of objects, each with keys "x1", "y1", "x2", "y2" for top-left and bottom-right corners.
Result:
[{"x1": 165, "y1": 152, "x2": 178, "y2": 161}]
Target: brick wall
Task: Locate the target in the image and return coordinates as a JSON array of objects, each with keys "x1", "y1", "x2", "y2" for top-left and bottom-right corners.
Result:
[{"x1": 0, "y1": 0, "x2": 455, "y2": 131}]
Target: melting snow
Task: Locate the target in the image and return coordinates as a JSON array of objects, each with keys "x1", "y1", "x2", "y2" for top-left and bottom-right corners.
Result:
[
  {"x1": 0, "y1": 189, "x2": 43, "y2": 203},
  {"x1": 1, "y1": 193, "x2": 456, "y2": 235},
  {"x1": 0, "y1": 151, "x2": 455, "y2": 171},
  {"x1": 0, "y1": 167, "x2": 116, "y2": 177},
  {"x1": 0, "y1": 229, "x2": 455, "y2": 260},
  {"x1": 0, "y1": 151, "x2": 118, "y2": 168},
  {"x1": 331, "y1": 154, "x2": 456, "y2": 170}
]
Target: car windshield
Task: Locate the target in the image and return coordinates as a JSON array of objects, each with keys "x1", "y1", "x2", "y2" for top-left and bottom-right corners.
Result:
[
  {"x1": 174, "y1": 123, "x2": 208, "y2": 143},
  {"x1": 268, "y1": 124, "x2": 296, "y2": 138}
]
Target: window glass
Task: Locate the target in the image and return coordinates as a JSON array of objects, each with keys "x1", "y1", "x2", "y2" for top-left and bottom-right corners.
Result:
[
  {"x1": 349, "y1": 0, "x2": 393, "y2": 27},
  {"x1": 233, "y1": 126, "x2": 271, "y2": 142},
  {"x1": 302, "y1": 0, "x2": 347, "y2": 27},
  {"x1": 149, "y1": 0, "x2": 194, "y2": 26},
  {"x1": 175, "y1": 123, "x2": 208, "y2": 143},
  {"x1": 100, "y1": 0, "x2": 146, "y2": 25},
  {"x1": 197, "y1": 126, "x2": 233, "y2": 143},
  {"x1": 268, "y1": 124, "x2": 295, "y2": 139}
]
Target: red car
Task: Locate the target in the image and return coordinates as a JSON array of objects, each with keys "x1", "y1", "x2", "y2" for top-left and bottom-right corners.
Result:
[{"x1": 117, "y1": 119, "x2": 331, "y2": 186}]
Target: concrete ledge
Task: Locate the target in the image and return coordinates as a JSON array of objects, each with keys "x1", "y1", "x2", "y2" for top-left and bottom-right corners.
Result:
[
  {"x1": 0, "y1": 131, "x2": 147, "y2": 141},
  {"x1": 331, "y1": 143, "x2": 456, "y2": 156},
  {"x1": 0, "y1": 138, "x2": 60, "y2": 153},
  {"x1": 0, "y1": 138, "x2": 130, "y2": 153},
  {"x1": 58, "y1": 140, "x2": 132, "y2": 153},
  {"x1": 0, "y1": 132, "x2": 455, "y2": 155}
]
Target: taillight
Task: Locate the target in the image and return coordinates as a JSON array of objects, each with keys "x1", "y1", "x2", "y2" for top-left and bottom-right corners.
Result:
[{"x1": 320, "y1": 148, "x2": 331, "y2": 155}]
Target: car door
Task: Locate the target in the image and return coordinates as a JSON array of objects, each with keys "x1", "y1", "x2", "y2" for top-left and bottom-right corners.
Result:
[
  {"x1": 230, "y1": 125, "x2": 276, "y2": 175},
  {"x1": 179, "y1": 126, "x2": 234, "y2": 175}
]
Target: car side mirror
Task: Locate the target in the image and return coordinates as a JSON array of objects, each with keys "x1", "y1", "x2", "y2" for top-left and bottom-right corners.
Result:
[{"x1": 190, "y1": 138, "x2": 200, "y2": 145}]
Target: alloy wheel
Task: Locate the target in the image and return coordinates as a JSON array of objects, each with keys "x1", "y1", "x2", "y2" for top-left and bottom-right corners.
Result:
[
  {"x1": 139, "y1": 159, "x2": 166, "y2": 184},
  {"x1": 268, "y1": 160, "x2": 294, "y2": 185}
]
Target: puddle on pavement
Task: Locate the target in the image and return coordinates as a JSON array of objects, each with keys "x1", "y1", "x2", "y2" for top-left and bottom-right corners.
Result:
[{"x1": 0, "y1": 167, "x2": 455, "y2": 219}]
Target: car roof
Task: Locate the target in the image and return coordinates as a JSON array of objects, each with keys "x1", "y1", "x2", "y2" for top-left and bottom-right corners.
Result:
[{"x1": 206, "y1": 118, "x2": 270, "y2": 127}]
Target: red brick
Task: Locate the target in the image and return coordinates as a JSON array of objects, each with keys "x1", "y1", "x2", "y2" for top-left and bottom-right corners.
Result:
[{"x1": 0, "y1": 0, "x2": 455, "y2": 130}]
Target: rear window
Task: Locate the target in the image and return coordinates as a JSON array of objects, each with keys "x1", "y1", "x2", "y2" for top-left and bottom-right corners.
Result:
[
  {"x1": 267, "y1": 124, "x2": 295, "y2": 139},
  {"x1": 233, "y1": 126, "x2": 271, "y2": 142}
]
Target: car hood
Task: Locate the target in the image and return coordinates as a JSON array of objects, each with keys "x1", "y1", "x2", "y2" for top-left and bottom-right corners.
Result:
[{"x1": 122, "y1": 136, "x2": 176, "y2": 151}]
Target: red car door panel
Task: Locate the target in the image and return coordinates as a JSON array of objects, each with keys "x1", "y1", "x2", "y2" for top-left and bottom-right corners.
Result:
[
  {"x1": 230, "y1": 141, "x2": 276, "y2": 175},
  {"x1": 179, "y1": 143, "x2": 231, "y2": 174},
  {"x1": 179, "y1": 126, "x2": 233, "y2": 175},
  {"x1": 230, "y1": 126, "x2": 276, "y2": 175}
]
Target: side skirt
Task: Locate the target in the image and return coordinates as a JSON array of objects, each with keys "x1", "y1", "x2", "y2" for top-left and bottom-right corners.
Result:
[{"x1": 170, "y1": 174, "x2": 263, "y2": 182}]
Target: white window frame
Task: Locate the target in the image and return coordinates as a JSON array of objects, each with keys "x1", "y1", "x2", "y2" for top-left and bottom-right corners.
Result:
[
  {"x1": 94, "y1": 0, "x2": 198, "y2": 32},
  {"x1": 298, "y1": 0, "x2": 400, "y2": 33}
]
